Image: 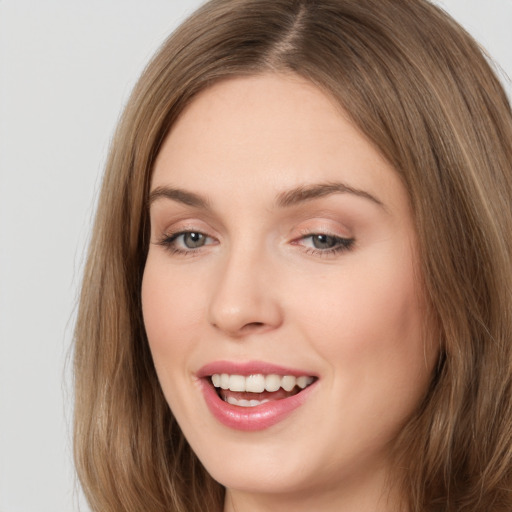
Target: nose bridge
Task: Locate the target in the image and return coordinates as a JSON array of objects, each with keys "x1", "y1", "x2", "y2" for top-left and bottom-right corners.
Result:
[{"x1": 208, "y1": 237, "x2": 282, "y2": 336}]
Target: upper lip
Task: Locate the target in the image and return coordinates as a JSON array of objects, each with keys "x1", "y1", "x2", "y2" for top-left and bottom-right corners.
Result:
[{"x1": 197, "y1": 360, "x2": 318, "y2": 378}]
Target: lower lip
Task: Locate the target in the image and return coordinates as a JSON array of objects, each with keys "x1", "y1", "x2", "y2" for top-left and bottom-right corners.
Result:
[{"x1": 200, "y1": 379, "x2": 317, "y2": 431}]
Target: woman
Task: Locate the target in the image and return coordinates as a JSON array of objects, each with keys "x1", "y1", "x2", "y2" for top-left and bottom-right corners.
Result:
[{"x1": 73, "y1": 0, "x2": 512, "y2": 510}]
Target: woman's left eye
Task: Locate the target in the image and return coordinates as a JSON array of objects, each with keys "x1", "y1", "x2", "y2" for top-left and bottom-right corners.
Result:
[{"x1": 297, "y1": 233, "x2": 354, "y2": 254}]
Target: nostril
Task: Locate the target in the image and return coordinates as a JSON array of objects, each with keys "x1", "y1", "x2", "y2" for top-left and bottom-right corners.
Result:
[{"x1": 240, "y1": 321, "x2": 266, "y2": 333}]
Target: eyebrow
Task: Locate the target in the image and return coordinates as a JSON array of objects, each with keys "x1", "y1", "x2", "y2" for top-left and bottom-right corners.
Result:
[
  {"x1": 148, "y1": 186, "x2": 210, "y2": 209},
  {"x1": 276, "y1": 182, "x2": 384, "y2": 209},
  {"x1": 148, "y1": 181, "x2": 384, "y2": 210}
]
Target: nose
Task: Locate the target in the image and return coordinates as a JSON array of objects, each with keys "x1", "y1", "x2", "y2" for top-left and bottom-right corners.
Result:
[{"x1": 208, "y1": 245, "x2": 283, "y2": 338}]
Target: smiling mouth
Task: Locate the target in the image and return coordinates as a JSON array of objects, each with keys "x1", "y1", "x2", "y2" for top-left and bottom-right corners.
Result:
[{"x1": 210, "y1": 373, "x2": 316, "y2": 407}]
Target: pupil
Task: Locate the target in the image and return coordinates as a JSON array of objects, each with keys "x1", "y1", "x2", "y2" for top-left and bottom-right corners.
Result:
[
  {"x1": 313, "y1": 234, "x2": 335, "y2": 249},
  {"x1": 185, "y1": 232, "x2": 204, "y2": 248}
]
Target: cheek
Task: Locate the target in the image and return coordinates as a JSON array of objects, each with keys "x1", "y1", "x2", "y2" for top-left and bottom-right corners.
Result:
[
  {"x1": 141, "y1": 257, "x2": 213, "y2": 428},
  {"x1": 292, "y1": 243, "x2": 430, "y2": 385},
  {"x1": 141, "y1": 257, "x2": 203, "y2": 369},
  {"x1": 287, "y1": 248, "x2": 434, "y2": 463}
]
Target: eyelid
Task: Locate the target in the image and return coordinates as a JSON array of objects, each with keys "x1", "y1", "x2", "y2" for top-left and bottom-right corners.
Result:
[
  {"x1": 149, "y1": 207, "x2": 222, "y2": 237},
  {"x1": 153, "y1": 216, "x2": 217, "y2": 239},
  {"x1": 168, "y1": 230, "x2": 216, "y2": 245},
  {"x1": 292, "y1": 231, "x2": 354, "y2": 247},
  {"x1": 292, "y1": 219, "x2": 353, "y2": 240},
  {"x1": 156, "y1": 229, "x2": 218, "y2": 258},
  {"x1": 289, "y1": 222, "x2": 356, "y2": 256},
  {"x1": 153, "y1": 215, "x2": 220, "y2": 255}
]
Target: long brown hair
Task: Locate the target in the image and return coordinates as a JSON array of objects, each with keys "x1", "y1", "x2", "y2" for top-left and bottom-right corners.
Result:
[{"x1": 74, "y1": 1, "x2": 512, "y2": 510}]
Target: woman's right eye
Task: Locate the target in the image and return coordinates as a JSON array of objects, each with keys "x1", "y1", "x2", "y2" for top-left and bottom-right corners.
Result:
[{"x1": 158, "y1": 231, "x2": 216, "y2": 254}]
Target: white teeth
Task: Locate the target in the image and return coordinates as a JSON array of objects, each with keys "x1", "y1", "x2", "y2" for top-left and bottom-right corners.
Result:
[
  {"x1": 246, "y1": 374, "x2": 266, "y2": 393},
  {"x1": 226, "y1": 396, "x2": 270, "y2": 407},
  {"x1": 210, "y1": 373, "x2": 315, "y2": 393},
  {"x1": 297, "y1": 376, "x2": 313, "y2": 389},
  {"x1": 220, "y1": 373, "x2": 230, "y2": 389},
  {"x1": 281, "y1": 375, "x2": 296, "y2": 392},
  {"x1": 229, "y1": 375, "x2": 246, "y2": 392},
  {"x1": 265, "y1": 374, "x2": 281, "y2": 392}
]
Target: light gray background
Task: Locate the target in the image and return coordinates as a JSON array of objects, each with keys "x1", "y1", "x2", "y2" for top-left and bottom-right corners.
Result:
[{"x1": 0, "y1": 1, "x2": 510, "y2": 511}]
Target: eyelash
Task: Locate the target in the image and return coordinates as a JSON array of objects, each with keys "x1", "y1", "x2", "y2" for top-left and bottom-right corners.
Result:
[
  {"x1": 294, "y1": 233, "x2": 355, "y2": 256},
  {"x1": 157, "y1": 231, "x2": 216, "y2": 256},
  {"x1": 156, "y1": 230, "x2": 355, "y2": 257}
]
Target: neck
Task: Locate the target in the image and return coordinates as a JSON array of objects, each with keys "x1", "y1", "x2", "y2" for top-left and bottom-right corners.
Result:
[{"x1": 223, "y1": 467, "x2": 406, "y2": 512}]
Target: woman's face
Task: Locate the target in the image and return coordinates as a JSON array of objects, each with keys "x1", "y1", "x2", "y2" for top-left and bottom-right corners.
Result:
[{"x1": 142, "y1": 74, "x2": 437, "y2": 509}]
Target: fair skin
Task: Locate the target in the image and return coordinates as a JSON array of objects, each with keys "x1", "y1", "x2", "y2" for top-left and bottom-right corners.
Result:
[{"x1": 142, "y1": 73, "x2": 438, "y2": 512}]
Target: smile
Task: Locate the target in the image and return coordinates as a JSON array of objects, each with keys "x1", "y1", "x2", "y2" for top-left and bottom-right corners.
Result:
[
  {"x1": 211, "y1": 373, "x2": 314, "y2": 407},
  {"x1": 198, "y1": 362, "x2": 318, "y2": 430}
]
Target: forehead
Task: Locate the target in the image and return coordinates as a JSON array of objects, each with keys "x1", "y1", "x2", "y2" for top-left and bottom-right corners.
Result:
[{"x1": 151, "y1": 73, "x2": 407, "y2": 214}]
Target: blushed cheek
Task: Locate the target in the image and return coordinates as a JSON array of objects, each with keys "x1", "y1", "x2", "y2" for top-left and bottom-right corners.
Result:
[
  {"x1": 141, "y1": 260, "x2": 207, "y2": 364},
  {"x1": 298, "y1": 258, "x2": 427, "y2": 373},
  {"x1": 141, "y1": 261, "x2": 186, "y2": 360},
  {"x1": 141, "y1": 270, "x2": 169, "y2": 350},
  {"x1": 141, "y1": 265, "x2": 183, "y2": 403}
]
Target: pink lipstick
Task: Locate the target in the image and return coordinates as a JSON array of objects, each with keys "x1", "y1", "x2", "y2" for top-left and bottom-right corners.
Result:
[{"x1": 197, "y1": 361, "x2": 318, "y2": 431}]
